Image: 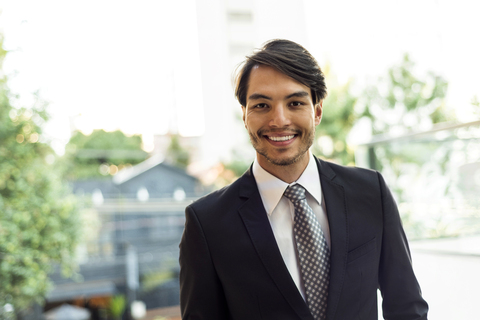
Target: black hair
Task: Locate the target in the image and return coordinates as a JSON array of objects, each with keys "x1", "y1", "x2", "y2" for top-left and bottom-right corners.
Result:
[{"x1": 235, "y1": 39, "x2": 327, "y2": 106}]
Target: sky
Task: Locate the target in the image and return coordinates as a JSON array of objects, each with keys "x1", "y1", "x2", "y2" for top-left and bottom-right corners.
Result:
[
  {"x1": 0, "y1": 0, "x2": 204, "y2": 154},
  {"x1": 306, "y1": 0, "x2": 480, "y2": 114},
  {"x1": 1, "y1": 0, "x2": 479, "y2": 156}
]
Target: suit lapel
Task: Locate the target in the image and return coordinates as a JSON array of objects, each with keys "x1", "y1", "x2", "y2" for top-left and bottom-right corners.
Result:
[
  {"x1": 316, "y1": 158, "x2": 348, "y2": 320},
  {"x1": 237, "y1": 168, "x2": 313, "y2": 320}
]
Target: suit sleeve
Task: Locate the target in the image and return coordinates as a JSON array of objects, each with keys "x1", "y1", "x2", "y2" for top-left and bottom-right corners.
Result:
[
  {"x1": 377, "y1": 172, "x2": 429, "y2": 320},
  {"x1": 179, "y1": 205, "x2": 229, "y2": 320}
]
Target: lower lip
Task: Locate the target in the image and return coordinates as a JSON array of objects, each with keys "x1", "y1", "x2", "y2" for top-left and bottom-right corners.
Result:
[{"x1": 265, "y1": 136, "x2": 297, "y2": 147}]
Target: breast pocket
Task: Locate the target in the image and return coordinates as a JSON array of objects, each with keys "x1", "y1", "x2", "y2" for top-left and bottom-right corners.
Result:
[
  {"x1": 347, "y1": 237, "x2": 377, "y2": 265},
  {"x1": 346, "y1": 237, "x2": 378, "y2": 280}
]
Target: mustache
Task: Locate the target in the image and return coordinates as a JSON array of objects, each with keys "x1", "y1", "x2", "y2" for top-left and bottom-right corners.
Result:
[{"x1": 257, "y1": 128, "x2": 301, "y2": 136}]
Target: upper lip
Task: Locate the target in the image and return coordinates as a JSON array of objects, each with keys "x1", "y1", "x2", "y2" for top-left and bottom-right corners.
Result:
[{"x1": 266, "y1": 133, "x2": 295, "y2": 137}]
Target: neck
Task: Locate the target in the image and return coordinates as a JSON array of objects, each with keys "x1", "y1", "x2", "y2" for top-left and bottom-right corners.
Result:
[{"x1": 257, "y1": 152, "x2": 310, "y2": 184}]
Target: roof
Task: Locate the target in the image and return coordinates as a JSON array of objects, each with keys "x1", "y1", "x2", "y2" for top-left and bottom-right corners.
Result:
[{"x1": 112, "y1": 153, "x2": 165, "y2": 185}]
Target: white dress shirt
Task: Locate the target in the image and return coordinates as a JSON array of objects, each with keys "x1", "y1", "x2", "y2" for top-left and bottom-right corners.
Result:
[{"x1": 252, "y1": 152, "x2": 331, "y2": 301}]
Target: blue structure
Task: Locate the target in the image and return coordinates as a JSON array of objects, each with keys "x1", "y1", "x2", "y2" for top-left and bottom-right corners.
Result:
[{"x1": 46, "y1": 154, "x2": 206, "y2": 316}]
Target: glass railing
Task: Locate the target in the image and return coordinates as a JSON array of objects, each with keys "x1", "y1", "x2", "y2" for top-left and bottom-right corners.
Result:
[
  {"x1": 356, "y1": 120, "x2": 480, "y2": 320},
  {"x1": 355, "y1": 120, "x2": 480, "y2": 240}
]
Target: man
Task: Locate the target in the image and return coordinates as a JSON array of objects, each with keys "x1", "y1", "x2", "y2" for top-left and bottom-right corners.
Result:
[{"x1": 179, "y1": 39, "x2": 428, "y2": 320}]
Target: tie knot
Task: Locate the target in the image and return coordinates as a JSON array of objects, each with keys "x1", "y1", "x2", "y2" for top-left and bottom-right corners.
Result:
[{"x1": 284, "y1": 184, "x2": 306, "y2": 203}]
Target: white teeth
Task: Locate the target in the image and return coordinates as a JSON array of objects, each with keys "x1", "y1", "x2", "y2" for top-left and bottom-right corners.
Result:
[{"x1": 268, "y1": 135, "x2": 294, "y2": 141}]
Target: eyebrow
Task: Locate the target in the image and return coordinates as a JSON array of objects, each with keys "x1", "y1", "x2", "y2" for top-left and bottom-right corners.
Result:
[
  {"x1": 248, "y1": 93, "x2": 272, "y2": 101},
  {"x1": 247, "y1": 91, "x2": 310, "y2": 101},
  {"x1": 285, "y1": 91, "x2": 309, "y2": 99}
]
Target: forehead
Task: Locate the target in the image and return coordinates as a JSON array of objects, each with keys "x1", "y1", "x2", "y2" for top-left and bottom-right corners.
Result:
[{"x1": 246, "y1": 65, "x2": 311, "y2": 100}]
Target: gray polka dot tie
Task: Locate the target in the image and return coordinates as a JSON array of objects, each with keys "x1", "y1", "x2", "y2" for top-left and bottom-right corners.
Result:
[{"x1": 284, "y1": 184, "x2": 330, "y2": 320}]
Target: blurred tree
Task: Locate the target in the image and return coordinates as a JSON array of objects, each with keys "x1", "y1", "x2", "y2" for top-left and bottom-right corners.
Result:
[
  {"x1": 358, "y1": 54, "x2": 454, "y2": 177},
  {"x1": 312, "y1": 64, "x2": 359, "y2": 165},
  {"x1": 358, "y1": 54, "x2": 456, "y2": 231},
  {"x1": 360, "y1": 53, "x2": 454, "y2": 135},
  {"x1": 0, "y1": 35, "x2": 80, "y2": 313},
  {"x1": 223, "y1": 152, "x2": 251, "y2": 179},
  {"x1": 165, "y1": 134, "x2": 190, "y2": 169},
  {"x1": 63, "y1": 129, "x2": 148, "y2": 180}
]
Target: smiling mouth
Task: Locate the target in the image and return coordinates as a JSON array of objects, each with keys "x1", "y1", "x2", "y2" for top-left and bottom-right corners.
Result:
[{"x1": 267, "y1": 135, "x2": 295, "y2": 142}]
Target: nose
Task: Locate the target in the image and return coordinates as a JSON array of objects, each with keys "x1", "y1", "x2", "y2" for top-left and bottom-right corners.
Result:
[{"x1": 269, "y1": 105, "x2": 291, "y2": 127}]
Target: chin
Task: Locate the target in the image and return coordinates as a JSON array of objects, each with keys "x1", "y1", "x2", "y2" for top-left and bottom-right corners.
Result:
[
  {"x1": 267, "y1": 156, "x2": 300, "y2": 166},
  {"x1": 261, "y1": 150, "x2": 307, "y2": 167}
]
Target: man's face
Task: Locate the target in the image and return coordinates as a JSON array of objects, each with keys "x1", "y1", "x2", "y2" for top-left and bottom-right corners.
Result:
[{"x1": 242, "y1": 65, "x2": 322, "y2": 170}]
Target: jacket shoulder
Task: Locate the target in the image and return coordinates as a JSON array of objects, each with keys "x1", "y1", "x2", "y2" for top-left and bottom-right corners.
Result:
[
  {"x1": 319, "y1": 159, "x2": 380, "y2": 185},
  {"x1": 187, "y1": 171, "x2": 248, "y2": 215}
]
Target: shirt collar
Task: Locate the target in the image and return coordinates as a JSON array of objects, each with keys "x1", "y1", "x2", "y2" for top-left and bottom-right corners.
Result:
[{"x1": 252, "y1": 152, "x2": 323, "y2": 216}]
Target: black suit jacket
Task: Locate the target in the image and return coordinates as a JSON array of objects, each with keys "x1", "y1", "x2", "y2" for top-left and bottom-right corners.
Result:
[{"x1": 179, "y1": 157, "x2": 428, "y2": 319}]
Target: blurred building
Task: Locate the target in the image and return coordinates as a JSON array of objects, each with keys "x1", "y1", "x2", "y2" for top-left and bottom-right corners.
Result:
[{"x1": 45, "y1": 154, "x2": 206, "y2": 317}]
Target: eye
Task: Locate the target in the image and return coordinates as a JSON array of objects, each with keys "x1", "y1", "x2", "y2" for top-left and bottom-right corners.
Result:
[
  {"x1": 253, "y1": 103, "x2": 269, "y2": 109},
  {"x1": 289, "y1": 101, "x2": 304, "y2": 107}
]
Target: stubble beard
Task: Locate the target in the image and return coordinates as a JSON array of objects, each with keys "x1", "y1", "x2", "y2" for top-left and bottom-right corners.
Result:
[{"x1": 248, "y1": 127, "x2": 315, "y2": 166}]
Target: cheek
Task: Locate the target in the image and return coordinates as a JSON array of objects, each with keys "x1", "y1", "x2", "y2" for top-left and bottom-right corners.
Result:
[
  {"x1": 295, "y1": 114, "x2": 315, "y2": 127},
  {"x1": 244, "y1": 119, "x2": 255, "y2": 132},
  {"x1": 244, "y1": 115, "x2": 259, "y2": 130}
]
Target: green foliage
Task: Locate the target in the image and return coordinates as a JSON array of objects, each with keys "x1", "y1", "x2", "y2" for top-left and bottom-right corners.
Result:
[
  {"x1": 165, "y1": 134, "x2": 190, "y2": 169},
  {"x1": 108, "y1": 295, "x2": 126, "y2": 320},
  {"x1": 223, "y1": 159, "x2": 250, "y2": 179},
  {"x1": 359, "y1": 54, "x2": 455, "y2": 182},
  {"x1": 222, "y1": 147, "x2": 251, "y2": 178},
  {"x1": 0, "y1": 35, "x2": 80, "y2": 311},
  {"x1": 69, "y1": 129, "x2": 144, "y2": 151},
  {"x1": 312, "y1": 65, "x2": 358, "y2": 165},
  {"x1": 361, "y1": 54, "x2": 454, "y2": 135},
  {"x1": 62, "y1": 129, "x2": 147, "y2": 180}
]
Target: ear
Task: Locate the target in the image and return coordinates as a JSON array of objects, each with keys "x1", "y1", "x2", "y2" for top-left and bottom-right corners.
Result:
[
  {"x1": 241, "y1": 106, "x2": 247, "y2": 128},
  {"x1": 314, "y1": 100, "x2": 323, "y2": 126}
]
